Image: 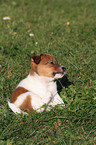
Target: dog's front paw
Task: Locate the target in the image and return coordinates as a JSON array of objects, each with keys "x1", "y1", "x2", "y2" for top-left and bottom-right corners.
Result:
[{"x1": 42, "y1": 92, "x2": 52, "y2": 104}]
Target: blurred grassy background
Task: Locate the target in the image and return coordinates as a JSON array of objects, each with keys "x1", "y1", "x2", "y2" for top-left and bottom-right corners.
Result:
[{"x1": 0, "y1": 0, "x2": 96, "y2": 144}]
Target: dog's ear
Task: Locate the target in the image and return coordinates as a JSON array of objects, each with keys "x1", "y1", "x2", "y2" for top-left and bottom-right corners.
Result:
[{"x1": 31, "y1": 54, "x2": 43, "y2": 64}]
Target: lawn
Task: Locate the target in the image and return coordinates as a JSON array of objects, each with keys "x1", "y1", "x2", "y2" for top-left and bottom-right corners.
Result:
[{"x1": 0, "y1": 0, "x2": 96, "y2": 144}]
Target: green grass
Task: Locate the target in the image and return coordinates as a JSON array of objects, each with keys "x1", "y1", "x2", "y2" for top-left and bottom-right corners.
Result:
[{"x1": 0, "y1": 0, "x2": 96, "y2": 144}]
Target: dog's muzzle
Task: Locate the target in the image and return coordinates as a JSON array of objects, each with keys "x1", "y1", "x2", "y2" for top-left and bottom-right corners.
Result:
[{"x1": 53, "y1": 66, "x2": 66, "y2": 76}]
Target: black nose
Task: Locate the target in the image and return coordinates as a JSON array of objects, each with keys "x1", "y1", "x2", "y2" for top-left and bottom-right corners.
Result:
[{"x1": 62, "y1": 66, "x2": 66, "y2": 72}]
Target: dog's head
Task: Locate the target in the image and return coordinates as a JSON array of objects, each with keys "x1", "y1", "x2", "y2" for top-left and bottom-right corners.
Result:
[{"x1": 30, "y1": 54, "x2": 65, "y2": 79}]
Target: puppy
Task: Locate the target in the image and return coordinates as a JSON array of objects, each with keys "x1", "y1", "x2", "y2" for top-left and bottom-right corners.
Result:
[{"x1": 8, "y1": 54, "x2": 65, "y2": 114}]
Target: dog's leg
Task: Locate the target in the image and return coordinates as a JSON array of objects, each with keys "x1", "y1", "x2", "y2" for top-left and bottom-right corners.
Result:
[
  {"x1": 50, "y1": 93, "x2": 65, "y2": 107},
  {"x1": 41, "y1": 92, "x2": 52, "y2": 104},
  {"x1": 8, "y1": 101, "x2": 28, "y2": 115}
]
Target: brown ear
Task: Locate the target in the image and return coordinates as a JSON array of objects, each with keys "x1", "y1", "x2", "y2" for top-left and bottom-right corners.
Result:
[{"x1": 31, "y1": 54, "x2": 43, "y2": 64}]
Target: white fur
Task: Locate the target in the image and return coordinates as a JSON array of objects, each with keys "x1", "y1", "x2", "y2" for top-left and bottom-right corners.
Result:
[
  {"x1": 8, "y1": 101, "x2": 28, "y2": 115},
  {"x1": 8, "y1": 72, "x2": 65, "y2": 114}
]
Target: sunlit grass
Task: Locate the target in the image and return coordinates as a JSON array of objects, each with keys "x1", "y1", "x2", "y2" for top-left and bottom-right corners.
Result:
[{"x1": 0, "y1": 0, "x2": 96, "y2": 144}]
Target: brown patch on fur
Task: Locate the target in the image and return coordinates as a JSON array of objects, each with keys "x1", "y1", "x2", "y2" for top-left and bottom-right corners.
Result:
[
  {"x1": 30, "y1": 61, "x2": 37, "y2": 76},
  {"x1": 30, "y1": 53, "x2": 64, "y2": 77},
  {"x1": 37, "y1": 54, "x2": 62, "y2": 77},
  {"x1": 19, "y1": 95, "x2": 34, "y2": 113},
  {"x1": 11, "y1": 87, "x2": 29, "y2": 103},
  {"x1": 30, "y1": 54, "x2": 42, "y2": 76}
]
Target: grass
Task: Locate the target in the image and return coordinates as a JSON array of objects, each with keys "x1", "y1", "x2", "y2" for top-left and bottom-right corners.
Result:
[{"x1": 0, "y1": 0, "x2": 96, "y2": 144}]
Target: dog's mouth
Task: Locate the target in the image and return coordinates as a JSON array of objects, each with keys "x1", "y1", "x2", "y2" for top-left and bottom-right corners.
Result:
[
  {"x1": 53, "y1": 71, "x2": 64, "y2": 76},
  {"x1": 52, "y1": 66, "x2": 66, "y2": 78}
]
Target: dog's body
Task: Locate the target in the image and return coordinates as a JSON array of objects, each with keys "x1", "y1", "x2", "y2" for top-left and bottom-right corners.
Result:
[{"x1": 8, "y1": 54, "x2": 65, "y2": 114}]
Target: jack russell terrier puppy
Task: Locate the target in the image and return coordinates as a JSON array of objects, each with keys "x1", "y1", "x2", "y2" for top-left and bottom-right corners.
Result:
[{"x1": 8, "y1": 53, "x2": 66, "y2": 114}]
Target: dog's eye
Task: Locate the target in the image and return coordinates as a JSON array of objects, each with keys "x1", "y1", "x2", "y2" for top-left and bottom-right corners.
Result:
[{"x1": 49, "y1": 61, "x2": 54, "y2": 65}]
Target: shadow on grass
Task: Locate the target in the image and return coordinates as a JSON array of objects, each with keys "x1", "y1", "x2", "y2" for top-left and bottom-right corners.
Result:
[{"x1": 56, "y1": 75, "x2": 73, "y2": 94}]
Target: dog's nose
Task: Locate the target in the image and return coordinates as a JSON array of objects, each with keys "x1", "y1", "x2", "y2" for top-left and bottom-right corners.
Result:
[{"x1": 61, "y1": 66, "x2": 66, "y2": 72}]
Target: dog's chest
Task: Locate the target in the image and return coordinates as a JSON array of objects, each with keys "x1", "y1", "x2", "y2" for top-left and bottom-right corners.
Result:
[
  {"x1": 33, "y1": 79, "x2": 57, "y2": 97},
  {"x1": 18, "y1": 75, "x2": 57, "y2": 98}
]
